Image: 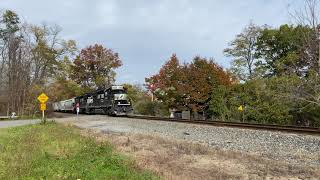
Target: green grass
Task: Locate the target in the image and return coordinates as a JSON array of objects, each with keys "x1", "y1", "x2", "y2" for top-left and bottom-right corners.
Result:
[{"x1": 0, "y1": 122, "x2": 158, "y2": 179}]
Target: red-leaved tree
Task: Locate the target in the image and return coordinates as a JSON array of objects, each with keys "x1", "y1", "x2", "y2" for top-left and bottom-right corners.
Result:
[
  {"x1": 146, "y1": 54, "x2": 232, "y2": 113},
  {"x1": 71, "y1": 44, "x2": 122, "y2": 89},
  {"x1": 145, "y1": 54, "x2": 184, "y2": 109},
  {"x1": 180, "y1": 56, "x2": 232, "y2": 112}
]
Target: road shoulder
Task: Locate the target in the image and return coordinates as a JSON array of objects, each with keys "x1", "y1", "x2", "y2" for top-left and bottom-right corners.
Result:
[{"x1": 0, "y1": 119, "x2": 40, "y2": 128}]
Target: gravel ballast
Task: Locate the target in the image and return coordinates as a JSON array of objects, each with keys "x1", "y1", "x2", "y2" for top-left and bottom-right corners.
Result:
[{"x1": 56, "y1": 115, "x2": 320, "y2": 166}]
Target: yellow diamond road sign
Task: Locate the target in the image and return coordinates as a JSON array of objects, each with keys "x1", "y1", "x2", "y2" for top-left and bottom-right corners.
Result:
[
  {"x1": 37, "y1": 93, "x2": 49, "y2": 103},
  {"x1": 238, "y1": 105, "x2": 244, "y2": 111}
]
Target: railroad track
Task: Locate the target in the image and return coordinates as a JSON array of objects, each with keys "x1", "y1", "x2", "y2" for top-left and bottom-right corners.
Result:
[{"x1": 127, "y1": 115, "x2": 320, "y2": 135}]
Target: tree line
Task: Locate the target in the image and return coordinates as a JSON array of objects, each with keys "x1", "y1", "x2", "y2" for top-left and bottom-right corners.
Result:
[
  {"x1": 1, "y1": 0, "x2": 319, "y2": 126},
  {"x1": 0, "y1": 10, "x2": 121, "y2": 116},
  {"x1": 145, "y1": 0, "x2": 320, "y2": 126}
]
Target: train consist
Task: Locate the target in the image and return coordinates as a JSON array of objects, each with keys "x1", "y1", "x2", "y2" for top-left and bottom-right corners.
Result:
[{"x1": 53, "y1": 85, "x2": 133, "y2": 116}]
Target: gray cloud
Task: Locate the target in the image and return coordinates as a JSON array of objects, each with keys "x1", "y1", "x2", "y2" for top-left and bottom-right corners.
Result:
[{"x1": 1, "y1": 0, "x2": 300, "y2": 84}]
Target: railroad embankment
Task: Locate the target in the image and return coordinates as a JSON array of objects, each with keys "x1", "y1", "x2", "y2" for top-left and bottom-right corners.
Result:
[{"x1": 56, "y1": 115, "x2": 320, "y2": 179}]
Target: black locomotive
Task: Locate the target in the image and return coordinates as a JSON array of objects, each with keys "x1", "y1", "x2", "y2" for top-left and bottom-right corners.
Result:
[{"x1": 54, "y1": 85, "x2": 133, "y2": 116}]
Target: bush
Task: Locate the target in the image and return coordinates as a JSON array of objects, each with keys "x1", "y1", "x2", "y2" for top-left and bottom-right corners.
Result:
[
  {"x1": 208, "y1": 85, "x2": 230, "y2": 121},
  {"x1": 209, "y1": 79, "x2": 294, "y2": 125},
  {"x1": 123, "y1": 83, "x2": 169, "y2": 117},
  {"x1": 134, "y1": 99, "x2": 169, "y2": 117},
  {"x1": 208, "y1": 75, "x2": 320, "y2": 127}
]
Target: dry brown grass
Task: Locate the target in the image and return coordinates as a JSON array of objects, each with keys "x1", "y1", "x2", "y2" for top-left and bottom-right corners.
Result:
[{"x1": 63, "y1": 122, "x2": 320, "y2": 180}]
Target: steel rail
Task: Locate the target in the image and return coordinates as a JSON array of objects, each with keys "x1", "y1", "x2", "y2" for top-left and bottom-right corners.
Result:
[{"x1": 127, "y1": 115, "x2": 320, "y2": 135}]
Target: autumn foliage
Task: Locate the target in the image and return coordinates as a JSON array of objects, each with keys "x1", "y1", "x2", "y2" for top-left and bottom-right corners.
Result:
[
  {"x1": 146, "y1": 54, "x2": 232, "y2": 112},
  {"x1": 71, "y1": 44, "x2": 122, "y2": 89}
]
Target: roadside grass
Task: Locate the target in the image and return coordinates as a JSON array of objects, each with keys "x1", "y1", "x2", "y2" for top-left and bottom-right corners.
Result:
[
  {"x1": 83, "y1": 130, "x2": 320, "y2": 179},
  {"x1": 0, "y1": 122, "x2": 158, "y2": 179}
]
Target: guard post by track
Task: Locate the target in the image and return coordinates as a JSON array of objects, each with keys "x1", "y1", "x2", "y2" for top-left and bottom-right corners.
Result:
[{"x1": 76, "y1": 102, "x2": 80, "y2": 120}]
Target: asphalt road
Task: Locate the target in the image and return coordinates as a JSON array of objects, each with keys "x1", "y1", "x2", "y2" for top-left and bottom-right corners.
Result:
[
  {"x1": 0, "y1": 119, "x2": 40, "y2": 128},
  {"x1": 0, "y1": 112, "x2": 82, "y2": 129}
]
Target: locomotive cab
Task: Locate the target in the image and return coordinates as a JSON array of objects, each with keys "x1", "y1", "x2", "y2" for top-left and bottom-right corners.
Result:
[{"x1": 108, "y1": 86, "x2": 133, "y2": 116}]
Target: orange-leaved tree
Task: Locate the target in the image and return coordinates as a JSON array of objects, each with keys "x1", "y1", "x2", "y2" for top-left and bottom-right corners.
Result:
[
  {"x1": 71, "y1": 44, "x2": 122, "y2": 89},
  {"x1": 181, "y1": 56, "x2": 232, "y2": 112},
  {"x1": 146, "y1": 54, "x2": 233, "y2": 113},
  {"x1": 145, "y1": 54, "x2": 184, "y2": 109}
]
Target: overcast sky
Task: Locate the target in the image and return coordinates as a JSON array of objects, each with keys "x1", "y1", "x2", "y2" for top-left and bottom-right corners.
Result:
[{"x1": 1, "y1": 0, "x2": 302, "y2": 84}]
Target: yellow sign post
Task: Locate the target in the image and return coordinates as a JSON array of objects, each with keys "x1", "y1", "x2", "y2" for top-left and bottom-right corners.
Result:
[
  {"x1": 238, "y1": 105, "x2": 244, "y2": 111},
  {"x1": 238, "y1": 105, "x2": 244, "y2": 122},
  {"x1": 40, "y1": 103, "x2": 46, "y2": 111},
  {"x1": 38, "y1": 93, "x2": 48, "y2": 123}
]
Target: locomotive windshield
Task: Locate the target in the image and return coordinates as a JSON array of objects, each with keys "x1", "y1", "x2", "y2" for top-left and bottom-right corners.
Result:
[
  {"x1": 114, "y1": 94, "x2": 130, "y2": 105},
  {"x1": 112, "y1": 89, "x2": 126, "y2": 94},
  {"x1": 114, "y1": 94, "x2": 128, "y2": 100}
]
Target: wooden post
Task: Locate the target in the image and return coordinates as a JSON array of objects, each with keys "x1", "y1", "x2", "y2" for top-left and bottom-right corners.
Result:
[
  {"x1": 151, "y1": 92, "x2": 154, "y2": 102},
  {"x1": 42, "y1": 110, "x2": 45, "y2": 124}
]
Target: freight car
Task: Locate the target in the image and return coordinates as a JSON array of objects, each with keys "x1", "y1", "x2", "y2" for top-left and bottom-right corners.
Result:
[
  {"x1": 53, "y1": 98, "x2": 75, "y2": 112},
  {"x1": 53, "y1": 85, "x2": 133, "y2": 116}
]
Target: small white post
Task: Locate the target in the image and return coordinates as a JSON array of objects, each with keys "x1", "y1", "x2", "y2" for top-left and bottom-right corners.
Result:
[{"x1": 76, "y1": 107, "x2": 80, "y2": 120}]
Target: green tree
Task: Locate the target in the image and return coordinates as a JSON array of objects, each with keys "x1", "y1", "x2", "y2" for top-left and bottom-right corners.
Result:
[
  {"x1": 29, "y1": 24, "x2": 70, "y2": 83},
  {"x1": 242, "y1": 79, "x2": 292, "y2": 124},
  {"x1": 133, "y1": 100, "x2": 168, "y2": 116},
  {"x1": 123, "y1": 83, "x2": 169, "y2": 116},
  {"x1": 256, "y1": 24, "x2": 309, "y2": 77},
  {"x1": 267, "y1": 73, "x2": 320, "y2": 126},
  {"x1": 122, "y1": 84, "x2": 146, "y2": 104},
  {"x1": 48, "y1": 78, "x2": 83, "y2": 102},
  {"x1": 224, "y1": 22, "x2": 262, "y2": 81},
  {"x1": 0, "y1": 10, "x2": 20, "y2": 37},
  {"x1": 209, "y1": 79, "x2": 293, "y2": 124},
  {"x1": 208, "y1": 85, "x2": 230, "y2": 121}
]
